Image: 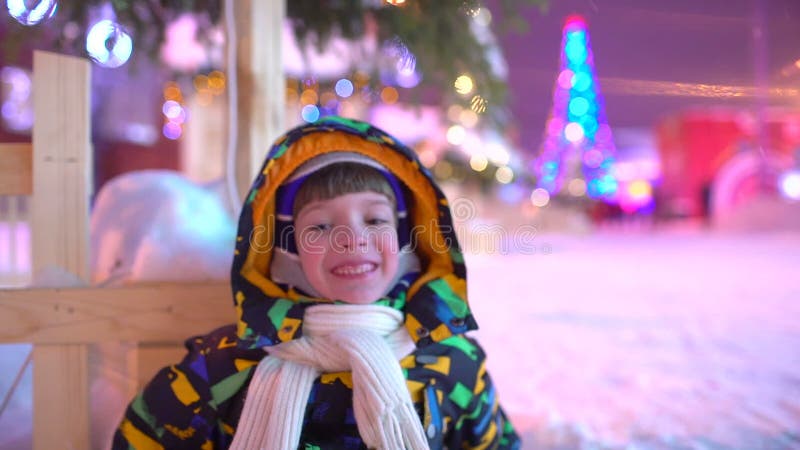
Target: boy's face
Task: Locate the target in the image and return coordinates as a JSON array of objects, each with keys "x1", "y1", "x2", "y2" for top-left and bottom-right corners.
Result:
[{"x1": 294, "y1": 191, "x2": 400, "y2": 304}]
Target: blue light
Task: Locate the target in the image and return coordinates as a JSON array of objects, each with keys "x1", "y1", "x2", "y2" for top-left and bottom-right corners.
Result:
[
  {"x1": 335, "y1": 79, "x2": 354, "y2": 98},
  {"x1": 568, "y1": 97, "x2": 590, "y2": 117},
  {"x1": 578, "y1": 116, "x2": 598, "y2": 137},
  {"x1": 571, "y1": 71, "x2": 592, "y2": 91},
  {"x1": 301, "y1": 105, "x2": 320, "y2": 122},
  {"x1": 86, "y1": 20, "x2": 133, "y2": 68},
  {"x1": 566, "y1": 30, "x2": 586, "y2": 42},
  {"x1": 565, "y1": 41, "x2": 587, "y2": 64}
]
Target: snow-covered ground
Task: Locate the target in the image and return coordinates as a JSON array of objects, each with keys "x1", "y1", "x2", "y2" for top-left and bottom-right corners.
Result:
[
  {"x1": 1, "y1": 231, "x2": 799, "y2": 449},
  {"x1": 466, "y1": 231, "x2": 800, "y2": 449}
]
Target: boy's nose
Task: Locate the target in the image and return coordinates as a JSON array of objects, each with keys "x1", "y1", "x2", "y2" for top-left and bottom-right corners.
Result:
[{"x1": 333, "y1": 226, "x2": 367, "y2": 250}]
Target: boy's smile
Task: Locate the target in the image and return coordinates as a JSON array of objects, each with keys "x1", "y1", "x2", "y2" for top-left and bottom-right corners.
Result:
[{"x1": 294, "y1": 191, "x2": 400, "y2": 304}]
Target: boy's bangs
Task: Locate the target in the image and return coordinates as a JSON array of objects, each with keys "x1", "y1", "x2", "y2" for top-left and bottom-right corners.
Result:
[{"x1": 293, "y1": 162, "x2": 396, "y2": 216}]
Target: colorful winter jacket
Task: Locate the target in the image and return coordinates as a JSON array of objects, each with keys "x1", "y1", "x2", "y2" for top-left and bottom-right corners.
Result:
[{"x1": 113, "y1": 116, "x2": 520, "y2": 449}]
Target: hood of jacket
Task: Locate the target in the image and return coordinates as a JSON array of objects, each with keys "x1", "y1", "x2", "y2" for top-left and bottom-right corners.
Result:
[{"x1": 231, "y1": 116, "x2": 477, "y2": 349}]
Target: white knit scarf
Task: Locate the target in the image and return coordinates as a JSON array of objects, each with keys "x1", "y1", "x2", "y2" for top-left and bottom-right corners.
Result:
[{"x1": 230, "y1": 304, "x2": 430, "y2": 450}]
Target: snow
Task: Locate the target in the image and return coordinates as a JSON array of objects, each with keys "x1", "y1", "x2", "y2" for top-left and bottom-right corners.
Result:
[
  {"x1": 2, "y1": 230, "x2": 799, "y2": 449},
  {"x1": 466, "y1": 231, "x2": 800, "y2": 449}
]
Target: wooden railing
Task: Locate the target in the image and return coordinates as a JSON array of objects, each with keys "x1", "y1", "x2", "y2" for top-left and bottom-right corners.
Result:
[{"x1": 0, "y1": 51, "x2": 232, "y2": 450}]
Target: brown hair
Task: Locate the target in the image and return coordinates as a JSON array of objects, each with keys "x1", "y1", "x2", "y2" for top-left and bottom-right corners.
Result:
[{"x1": 293, "y1": 162, "x2": 396, "y2": 217}]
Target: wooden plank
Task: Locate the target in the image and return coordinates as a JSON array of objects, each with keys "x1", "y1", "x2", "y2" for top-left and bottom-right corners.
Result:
[
  {"x1": 31, "y1": 50, "x2": 91, "y2": 282},
  {"x1": 30, "y1": 51, "x2": 92, "y2": 450},
  {"x1": 0, "y1": 143, "x2": 33, "y2": 195},
  {"x1": 32, "y1": 344, "x2": 90, "y2": 450},
  {"x1": 233, "y1": 0, "x2": 286, "y2": 202},
  {"x1": 0, "y1": 281, "x2": 232, "y2": 344}
]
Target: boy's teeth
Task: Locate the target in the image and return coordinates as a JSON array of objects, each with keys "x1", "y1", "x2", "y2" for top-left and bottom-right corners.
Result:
[{"x1": 332, "y1": 263, "x2": 375, "y2": 275}]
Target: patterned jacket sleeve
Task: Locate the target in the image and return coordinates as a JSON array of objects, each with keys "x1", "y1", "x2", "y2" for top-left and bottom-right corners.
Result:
[
  {"x1": 112, "y1": 326, "x2": 259, "y2": 449},
  {"x1": 429, "y1": 336, "x2": 521, "y2": 450}
]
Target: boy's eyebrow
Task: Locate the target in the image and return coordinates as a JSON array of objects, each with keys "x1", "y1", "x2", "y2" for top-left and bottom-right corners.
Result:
[{"x1": 297, "y1": 197, "x2": 394, "y2": 219}]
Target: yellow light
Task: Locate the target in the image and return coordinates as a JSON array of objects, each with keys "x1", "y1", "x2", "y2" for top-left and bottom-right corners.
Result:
[
  {"x1": 286, "y1": 87, "x2": 299, "y2": 104},
  {"x1": 567, "y1": 178, "x2": 587, "y2": 196},
  {"x1": 470, "y1": 154, "x2": 488, "y2": 172},
  {"x1": 454, "y1": 75, "x2": 474, "y2": 95},
  {"x1": 530, "y1": 188, "x2": 550, "y2": 207},
  {"x1": 163, "y1": 84, "x2": 181, "y2": 101},
  {"x1": 208, "y1": 71, "x2": 225, "y2": 93},
  {"x1": 470, "y1": 95, "x2": 487, "y2": 114},
  {"x1": 434, "y1": 161, "x2": 453, "y2": 179},
  {"x1": 300, "y1": 89, "x2": 318, "y2": 106},
  {"x1": 353, "y1": 71, "x2": 370, "y2": 87},
  {"x1": 627, "y1": 180, "x2": 652, "y2": 200},
  {"x1": 446, "y1": 125, "x2": 466, "y2": 146},
  {"x1": 495, "y1": 166, "x2": 514, "y2": 184},
  {"x1": 380, "y1": 86, "x2": 399, "y2": 104},
  {"x1": 193, "y1": 75, "x2": 209, "y2": 92},
  {"x1": 795, "y1": 59, "x2": 800, "y2": 69}
]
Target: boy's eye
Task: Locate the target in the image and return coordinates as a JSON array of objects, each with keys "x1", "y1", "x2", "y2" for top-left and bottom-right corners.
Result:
[
  {"x1": 308, "y1": 224, "x2": 331, "y2": 232},
  {"x1": 366, "y1": 218, "x2": 390, "y2": 226}
]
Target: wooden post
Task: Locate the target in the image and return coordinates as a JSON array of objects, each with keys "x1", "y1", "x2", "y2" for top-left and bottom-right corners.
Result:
[
  {"x1": 30, "y1": 50, "x2": 92, "y2": 450},
  {"x1": 233, "y1": 0, "x2": 286, "y2": 202}
]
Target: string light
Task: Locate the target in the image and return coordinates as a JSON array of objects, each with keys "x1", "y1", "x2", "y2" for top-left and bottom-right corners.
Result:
[
  {"x1": 454, "y1": 75, "x2": 474, "y2": 95},
  {"x1": 470, "y1": 95, "x2": 487, "y2": 114},
  {"x1": 86, "y1": 19, "x2": 133, "y2": 68}
]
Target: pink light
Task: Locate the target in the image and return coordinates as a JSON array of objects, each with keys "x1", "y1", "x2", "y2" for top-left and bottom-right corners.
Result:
[
  {"x1": 557, "y1": 69, "x2": 574, "y2": 89},
  {"x1": 563, "y1": 14, "x2": 587, "y2": 32},
  {"x1": 583, "y1": 149, "x2": 603, "y2": 168}
]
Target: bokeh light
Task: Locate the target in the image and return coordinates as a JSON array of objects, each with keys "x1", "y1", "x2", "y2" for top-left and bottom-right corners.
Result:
[
  {"x1": 470, "y1": 95, "x2": 487, "y2": 114},
  {"x1": 568, "y1": 97, "x2": 590, "y2": 116},
  {"x1": 470, "y1": 154, "x2": 489, "y2": 172},
  {"x1": 455, "y1": 75, "x2": 474, "y2": 95},
  {"x1": 564, "y1": 122, "x2": 585, "y2": 142},
  {"x1": 495, "y1": 166, "x2": 514, "y2": 184},
  {"x1": 459, "y1": 109, "x2": 479, "y2": 128},
  {"x1": 163, "y1": 122, "x2": 182, "y2": 140},
  {"x1": 473, "y1": 7, "x2": 492, "y2": 27},
  {"x1": 567, "y1": 178, "x2": 587, "y2": 196},
  {"x1": 301, "y1": 104, "x2": 320, "y2": 122},
  {"x1": 434, "y1": 161, "x2": 453, "y2": 179},
  {"x1": 530, "y1": 188, "x2": 551, "y2": 207},
  {"x1": 300, "y1": 89, "x2": 318, "y2": 106},
  {"x1": 380, "y1": 86, "x2": 399, "y2": 104},
  {"x1": 86, "y1": 20, "x2": 133, "y2": 68},
  {"x1": 779, "y1": 170, "x2": 800, "y2": 200},
  {"x1": 627, "y1": 180, "x2": 652, "y2": 201},
  {"x1": 335, "y1": 79, "x2": 354, "y2": 97},
  {"x1": 446, "y1": 125, "x2": 466, "y2": 146},
  {"x1": 7, "y1": 0, "x2": 57, "y2": 26}
]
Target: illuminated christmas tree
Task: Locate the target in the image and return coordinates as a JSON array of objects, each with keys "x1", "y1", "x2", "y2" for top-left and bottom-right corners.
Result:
[{"x1": 535, "y1": 15, "x2": 618, "y2": 202}]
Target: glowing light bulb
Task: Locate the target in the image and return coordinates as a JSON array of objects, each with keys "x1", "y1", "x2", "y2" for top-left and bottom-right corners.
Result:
[
  {"x1": 7, "y1": 0, "x2": 57, "y2": 26},
  {"x1": 454, "y1": 75, "x2": 474, "y2": 95},
  {"x1": 86, "y1": 20, "x2": 133, "y2": 68}
]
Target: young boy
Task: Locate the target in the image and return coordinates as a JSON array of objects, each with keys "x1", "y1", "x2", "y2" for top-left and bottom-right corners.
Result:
[{"x1": 113, "y1": 116, "x2": 519, "y2": 449}]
